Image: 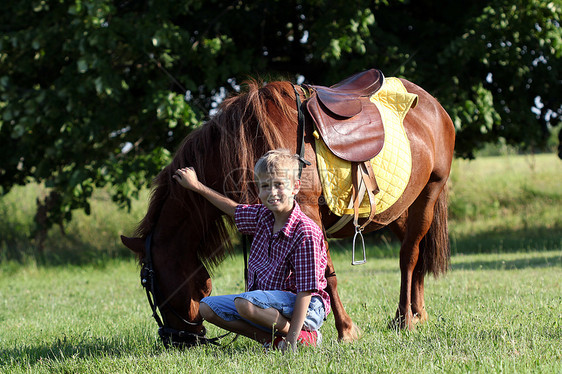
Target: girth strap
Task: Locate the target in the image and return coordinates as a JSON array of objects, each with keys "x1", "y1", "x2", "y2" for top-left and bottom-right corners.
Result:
[{"x1": 293, "y1": 85, "x2": 311, "y2": 179}]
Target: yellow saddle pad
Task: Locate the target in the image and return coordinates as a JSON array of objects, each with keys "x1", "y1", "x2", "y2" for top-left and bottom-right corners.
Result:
[{"x1": 315, "y1": 77, "x2": 418, "y2": 217}]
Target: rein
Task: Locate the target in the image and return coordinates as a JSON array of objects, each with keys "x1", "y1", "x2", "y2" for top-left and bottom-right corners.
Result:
[{"x1": 141, "y1": 232, "x2": 234, "y2": 348}]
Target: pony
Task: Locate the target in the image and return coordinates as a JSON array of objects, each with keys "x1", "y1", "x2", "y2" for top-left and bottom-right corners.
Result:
[{"x1": 121, "y1": 75, "x2": 455, "y2": 346}]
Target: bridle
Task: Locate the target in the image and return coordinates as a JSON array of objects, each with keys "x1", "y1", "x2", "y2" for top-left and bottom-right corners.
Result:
[{"x1": 141, "y1": 232, "x2": 232, "y2": 348}]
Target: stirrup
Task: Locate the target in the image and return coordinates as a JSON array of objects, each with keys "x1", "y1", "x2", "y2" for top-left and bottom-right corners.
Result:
[{"x1": 352, "y1": 225, "x2": 367, "y2": 265}]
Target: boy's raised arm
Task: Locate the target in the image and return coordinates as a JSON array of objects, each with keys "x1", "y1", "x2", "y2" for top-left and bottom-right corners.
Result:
[{"x1": 173, "y1": 167, "x2": 238, "y2": 217}]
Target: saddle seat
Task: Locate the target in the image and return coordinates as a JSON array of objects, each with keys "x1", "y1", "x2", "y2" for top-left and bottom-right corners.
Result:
[
  {"x1": 308, "y1": 68, "x2": 384, "y2": 118},
  {"x1": 305, "y1": 68, "x2": 385, "y2": 163}
]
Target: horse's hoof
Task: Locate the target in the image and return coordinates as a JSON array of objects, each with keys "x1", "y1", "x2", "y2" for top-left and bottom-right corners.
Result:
[
  {"x1": 387, "y1": 317, "x2": 402, "y2": 330},
  {"x1": 412, "y1": 310, "x2": 428, "y2": 325},
  {"x1": 338, "y1": 323, "x2": 362, "y2": 342},
  {"x1": 388, "y1": 314, "x2": 415, "y2": 331}
]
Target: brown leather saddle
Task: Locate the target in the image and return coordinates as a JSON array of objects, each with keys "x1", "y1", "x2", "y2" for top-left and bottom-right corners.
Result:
[
  {"x1": 304, "y1": 69, "x2": 386, "y2": 244},
  {"x1": 305, "y1": 68, "x2": 385, "y2": 163}
]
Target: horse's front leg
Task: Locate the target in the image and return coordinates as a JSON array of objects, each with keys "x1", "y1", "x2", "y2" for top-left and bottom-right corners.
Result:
[{"x1": 324, "y1": 246, "x2": 362, "y2": 342}]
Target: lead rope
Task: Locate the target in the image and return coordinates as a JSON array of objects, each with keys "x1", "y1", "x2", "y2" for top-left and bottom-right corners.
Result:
[{"x1": 142, "y1": 233, "x2": 165, "y2": 327}]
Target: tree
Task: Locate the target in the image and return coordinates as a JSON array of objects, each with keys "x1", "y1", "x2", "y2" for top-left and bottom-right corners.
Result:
[{"x1": 1, "y1": 0, "x2": 560, "y2": 240}]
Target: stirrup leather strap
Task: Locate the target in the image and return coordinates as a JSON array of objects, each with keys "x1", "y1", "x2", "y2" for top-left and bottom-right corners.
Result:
[
  {"x1": 350, "y1": 161, "x2": 379, "y2": 265},
  {"x1": 351, "y1": 161, "x2": 379, "y2": 231}
]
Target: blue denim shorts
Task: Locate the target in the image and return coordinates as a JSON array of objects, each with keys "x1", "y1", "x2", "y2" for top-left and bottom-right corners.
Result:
[{"x1": 201, "y1": 290, "x2": 325, "y2": 332}]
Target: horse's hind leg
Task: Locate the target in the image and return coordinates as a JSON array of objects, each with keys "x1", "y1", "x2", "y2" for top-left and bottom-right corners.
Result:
[
  {"x1": 390, "y1": 182, "x2": 444, "y2": 329},
  {"x1": 391, "y1": 216, "x2": 429, "y2": 326},
  {"x1": 411, "y1": 258, "x2": 428, "y2": 324},
  {"x1": 324, "y1": 246, "x2": 362, "y2": 342}
]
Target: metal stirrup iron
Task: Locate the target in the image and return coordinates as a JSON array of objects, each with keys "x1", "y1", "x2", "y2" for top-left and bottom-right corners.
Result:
[{"x1": 352, "y1": 225, "x2": 367, "y2": 265}]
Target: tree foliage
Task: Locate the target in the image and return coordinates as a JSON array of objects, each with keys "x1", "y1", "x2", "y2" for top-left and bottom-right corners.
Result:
[{"x1": 0, "y1": 0, "x2": 560, "y2": 235}]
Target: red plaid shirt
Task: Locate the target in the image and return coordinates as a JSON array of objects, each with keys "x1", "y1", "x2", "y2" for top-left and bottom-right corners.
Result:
[{"x1": 235, "y1": 202, "x2": 331, "y2": 315}]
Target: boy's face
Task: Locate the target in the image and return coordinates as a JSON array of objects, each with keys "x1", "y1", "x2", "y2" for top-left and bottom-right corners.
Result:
[{"x1": 256, "y1": 172, "x2": 300, "y2": 216}]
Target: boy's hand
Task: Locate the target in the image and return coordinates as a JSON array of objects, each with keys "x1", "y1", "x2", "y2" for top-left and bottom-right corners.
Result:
[
  {"x1": 172, "y1": 167, "x2": 238, "y2": 217},
  {"x1": 277, "y1": 338, "x2": 296, "y2": 353},
  {"x1": 173, "y1": 167, "x2": 200, "y2": 191}
]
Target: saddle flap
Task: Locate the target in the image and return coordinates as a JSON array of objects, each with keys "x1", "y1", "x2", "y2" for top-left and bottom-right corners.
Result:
[{"x1": 306, "y1": 94, "x2": 384, "y2": 162}]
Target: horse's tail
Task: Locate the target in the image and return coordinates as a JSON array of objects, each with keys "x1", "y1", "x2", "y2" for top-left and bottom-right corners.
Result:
[{"x1": 421, "y1": 184, "x2": 450, "y2": 277}]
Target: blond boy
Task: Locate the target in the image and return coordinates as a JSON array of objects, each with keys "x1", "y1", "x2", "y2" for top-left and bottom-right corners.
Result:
[{"x1": 173, "y1": 149, "x2": 329, "y2": 351}]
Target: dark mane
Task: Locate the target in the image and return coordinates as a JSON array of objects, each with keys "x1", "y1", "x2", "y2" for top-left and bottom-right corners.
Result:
[{"x1": 135, "y1": 79, "x2": 298, "y2": 268}]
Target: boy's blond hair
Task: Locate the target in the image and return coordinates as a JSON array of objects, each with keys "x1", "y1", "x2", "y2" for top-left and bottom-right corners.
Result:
[{"x1": 254, "y1": 149, "x2": 300, "y2": 181}]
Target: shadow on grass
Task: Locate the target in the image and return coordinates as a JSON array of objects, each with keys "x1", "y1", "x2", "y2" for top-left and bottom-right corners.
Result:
[
  {"x1": 325, "y1": 225, "x2": 561, "y2": 274},
  {"x1": 2, "y1": 222, "x2": 560, "y2": 268},
  {"x1": 451, "y1": 226, "x2": 561, "y2": 254},
  {"x1": 328, "y1": 225, "x2": 560, "y2": 256},
  {"x1": 38, "y1": 233, "x2": 134, "y2": 267},
  {"x1": 0, "y1": 334, "x2": 162, "y2": 367},
  {"x1": 451, "y1": 251, "x2": 561, "y2": 271},
  {"x1": 0, "y1": 332, "x2": 256, "y2": 367},
  {"x1": 0, "y1": 231, "x2": 135, "y2": 269}
]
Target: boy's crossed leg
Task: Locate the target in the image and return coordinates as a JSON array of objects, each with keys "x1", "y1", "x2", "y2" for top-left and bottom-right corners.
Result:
[
  {"x1": 200, "y1": 300, "x2": 290, "y2": 344},
  {"x1": 199, "y1": 290, "x2": 325, "y2": 347}
]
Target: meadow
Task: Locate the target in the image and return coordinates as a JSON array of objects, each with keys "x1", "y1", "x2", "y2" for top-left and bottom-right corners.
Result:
[{"x1": 0, "y1": 153, "x2": 561, "y2": 373}]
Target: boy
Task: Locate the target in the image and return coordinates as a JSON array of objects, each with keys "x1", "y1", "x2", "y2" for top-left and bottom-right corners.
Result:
[{"x1": 173, "y1": 149, "x2": 330, "y2": 351}]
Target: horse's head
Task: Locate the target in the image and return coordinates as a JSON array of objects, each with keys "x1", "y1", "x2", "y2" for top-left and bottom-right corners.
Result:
[
  {"x1": 121, "y1": 80, "x2": 303, "y2": 348},
  {"x1": 120, "y1": 139, "x2": 243, "y2": 348},
  {"x1": 120, "y1": 186, "x2": 216, "y2": 347}
]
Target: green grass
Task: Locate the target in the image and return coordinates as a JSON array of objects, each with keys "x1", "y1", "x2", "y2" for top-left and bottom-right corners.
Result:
[
  {"x1": 0, "y1": 153, "x2": 561, "y2": 372},
  {"x1": 447, "y1": 154, "x2": 561, "y2": 254},
  {"x1": 0, "y1": 251, "x2": 560, "y2": 373},
  {"x1": 0, "y1": 185, "x2": 147, "y2": 264}
]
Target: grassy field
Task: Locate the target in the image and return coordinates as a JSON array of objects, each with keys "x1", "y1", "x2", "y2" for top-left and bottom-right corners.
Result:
[
  {"x1": 0, "y1": 154, "x2": 561, "y2": 373},
  {"x1": 448, "y1": 154, "x2": 561, "y2": 254},
  {"x1": 0, "y1": 251, "x2": 560, "y2": 373}
]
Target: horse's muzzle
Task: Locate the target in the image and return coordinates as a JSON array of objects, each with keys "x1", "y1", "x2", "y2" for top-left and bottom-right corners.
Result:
[{"x1": 158, "y1": 326, "x2": 211, "y2": 349}]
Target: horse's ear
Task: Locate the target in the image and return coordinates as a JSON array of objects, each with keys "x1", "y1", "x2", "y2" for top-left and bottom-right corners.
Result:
[{"x1": 121, "y1": 235, "x2": 145, "y2": 254}]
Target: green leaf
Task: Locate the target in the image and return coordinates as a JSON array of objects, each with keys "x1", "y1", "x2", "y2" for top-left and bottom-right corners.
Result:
[{"x1": 77, "y1": 58, "x2": 88, "y2": 73}]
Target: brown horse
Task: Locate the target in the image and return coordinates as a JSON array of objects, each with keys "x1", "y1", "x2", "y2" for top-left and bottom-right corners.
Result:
[{"x1": 121, "y1": 75, "x2": 455, "y2": 346}]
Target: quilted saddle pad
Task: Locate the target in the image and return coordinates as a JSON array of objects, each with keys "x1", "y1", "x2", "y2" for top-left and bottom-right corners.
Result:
[{"x1": 315, "y1": 77, "x2": 418, "y2": 217}]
